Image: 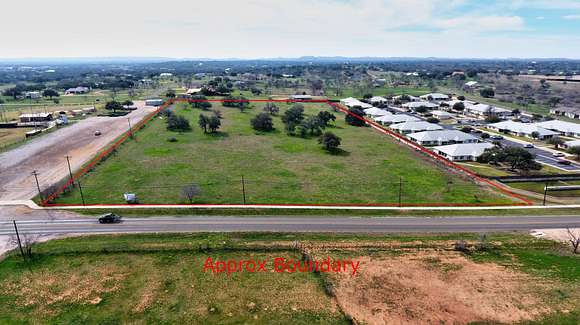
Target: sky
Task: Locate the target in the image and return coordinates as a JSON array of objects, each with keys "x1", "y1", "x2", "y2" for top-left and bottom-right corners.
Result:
[{"x1": 2, "y1": 0, "x2": 580, "y2": 59}]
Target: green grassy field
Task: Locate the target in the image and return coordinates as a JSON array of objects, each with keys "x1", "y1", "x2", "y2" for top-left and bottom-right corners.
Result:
[
  {"x1": 53, "y1": 101, "x2": 512, "y2": 205},
  {"x1": 508, "y1": 180, "x2": 580, "y2": 197},
  {"x1": 0, "y1": 233, "x2": 578, "y2": 324}
]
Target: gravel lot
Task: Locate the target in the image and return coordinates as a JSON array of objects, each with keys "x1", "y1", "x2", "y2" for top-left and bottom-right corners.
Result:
[{"x1": 0, "y1": 101, "x2": 157, "y2": 200}]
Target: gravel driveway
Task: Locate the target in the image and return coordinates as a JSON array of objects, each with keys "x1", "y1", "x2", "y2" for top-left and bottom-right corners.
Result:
[{"x1": 0, "y1": 101, "x2": 157, "y2": 200}]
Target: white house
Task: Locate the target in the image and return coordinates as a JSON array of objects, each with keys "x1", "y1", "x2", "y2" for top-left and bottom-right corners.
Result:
[
  {"x1": 340, "y1": 97, "x2": 373, "y2": 109},
  {"x1": 392, "y1": 95, "x2": 421, "y2": 102},
  {"x1": 487, "y1": 121, "x2": 558, "y2": 140},
  {"x1": 420, "y1": 93, "x2": 450, "y2": 102},
  {"x1": 402, "y1": 101, "x2": 439, "y2": 111},
  {"x1": 374, "y1": 114, "x2": 421, "y2": 125},
  {"x1": 364, "y1": 107, "x2": 391, "y2": 117},
  {"x1": 433, "y1": 143, "x2": 494, "y2": 162},
  {"x1": 145, "y1": 98, "x2": 164, "y2": 106},
  {"x1": 431, "y1": 110, "x2": 454, "y2": 120},
  {"x1": 464, "y1": 81, "x2": 479, "y2": 89},
  {"x1": 369, "y1": 96, "x2": 388, "y2": 105},
  {"x1": 562, "y1": 140, "x2": 580, "y2": 149},
  {"x1": 407, "y1": 130, "x2": 478, "y2": 146},
  {"x1": 159, "y1": 73, "x2": 173, "y2": 78},
  {"x1": 549, "y1": 107, "x2": 580, "y2": 120},
  {"x1": 537, "y1": 120, "x2": 580, "y2": 138},
  {"x1": 464, "y1": 103, "x2": 511, "y2": 118},
  {"x1": 25, "y1": 91, "x2": 41, "y2": 99},
  {"x1": 390, "y1": 121, "x2": 444, "y2": 134},
  {"x1": 65, "y1": 86, "x2": 90, "y2": 95}
]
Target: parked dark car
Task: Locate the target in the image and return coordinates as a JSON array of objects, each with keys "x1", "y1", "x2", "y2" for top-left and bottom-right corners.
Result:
[
  {"x1": 98, "y1": 213, "x2": 122, "y2": 224},
  {"x1": 557, "y1": 160, "x2": 572, "y2": 165}
]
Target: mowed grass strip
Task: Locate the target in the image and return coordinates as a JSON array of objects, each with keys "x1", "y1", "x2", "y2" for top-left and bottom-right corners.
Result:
[{"x1": 54, "y1": 102, "x2": 512, "y2": 205}]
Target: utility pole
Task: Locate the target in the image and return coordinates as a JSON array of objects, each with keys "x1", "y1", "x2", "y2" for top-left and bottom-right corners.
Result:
[
  {"x1": 543, "y1": 181, "x2": 549, "y2": 206},
  {"x1": 78, "y1": 180, "x2": 86, "y2": 206},
  {"x1": 13, "y1": 220, "x2": 25, "y2": 260},
  {"x1": 65, "y1": 155, "x2": 74, "y2": 186},
  {"x1": 241, "y1": 175, "x2": 247, "y2": 205},
  {"x1": 398, "y1": 176, "x2": 403, "y2": 207},
  {"x1": 127, "y1": 117, "x2": 133, "y2": 138},
  {"x1": 32, "y1": 170, "x2": 42, "y2": 200}
]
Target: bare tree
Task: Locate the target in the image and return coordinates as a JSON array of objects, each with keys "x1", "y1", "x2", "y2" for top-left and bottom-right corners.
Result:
[
  {"x1": 567, "y1": 228, "x2": 580, "y2": 254},
  {"x1": 182, "y1": 184, "x2": 201, "y2": 204}
]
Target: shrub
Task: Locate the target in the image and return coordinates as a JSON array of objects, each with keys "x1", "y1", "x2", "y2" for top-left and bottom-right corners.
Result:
[{"x1": 319, "y1": 132, "x2": 342, "y2": 152}]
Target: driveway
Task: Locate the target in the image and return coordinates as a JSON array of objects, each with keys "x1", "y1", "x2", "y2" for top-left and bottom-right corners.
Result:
[{"x1": 0, "y1": 101, "x2": 158, "y2": 200}]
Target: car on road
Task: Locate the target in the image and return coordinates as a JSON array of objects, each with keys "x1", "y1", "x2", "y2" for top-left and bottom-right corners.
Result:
[
  {"x1": 552, "y1": 152, "x2": 565, "y2": 158},
  {"x1": 94, "y1": 130, "x2": 102, "y2": 136},
  {"x1": 490, "y1": 135, "x2": 503, "y2": 140},
  {"x1": 557, "y1": 160, "x2": 572, "y2": 165},
  {"x1": 523, "y1": 144, "x2": 534, "y2": 148},
  {"x1": 98, "y1": 213, "x2": 122, "y2": 224}
]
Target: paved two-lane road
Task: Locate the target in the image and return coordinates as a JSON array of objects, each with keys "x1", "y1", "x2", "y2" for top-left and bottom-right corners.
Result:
[{"x1": 2, "y1": 215, "x2": 580, "y2": 235}]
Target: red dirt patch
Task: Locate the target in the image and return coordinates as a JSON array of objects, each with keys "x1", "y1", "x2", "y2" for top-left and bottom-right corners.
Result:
[{"x1": 331, "y1": 252, "x2": 550, "y2": 325}]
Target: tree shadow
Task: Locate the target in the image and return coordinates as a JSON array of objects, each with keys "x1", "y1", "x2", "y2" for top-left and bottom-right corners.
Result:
[
  {"x1": 206, "y1": 131, "x2": 229, "y2": 138},
  {"x1": 327, "y1": 148, "x2": 350, "y2": 156}
]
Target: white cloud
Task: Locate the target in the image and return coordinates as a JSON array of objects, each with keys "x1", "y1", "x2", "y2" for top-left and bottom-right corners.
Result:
[
  {"x1": 0, "y1": 0, "x2": 577, "y2": 59},
  {"x1": 563, "y1": 14, "x2": 580, "y2": 20},
  {"x1": 434, "y1": 16, "x2": 525, "y2": 31}
]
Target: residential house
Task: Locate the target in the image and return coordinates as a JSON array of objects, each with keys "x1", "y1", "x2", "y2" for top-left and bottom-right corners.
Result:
[
  {"x1": 374, "y1": 114, "x2": 421, "y2": 125},
  {"x1": 464, "y1": 103, "x2": 511, "y2": 118},
  {"x1": 363, "y1": 107, "x2": 391, "y2": 117},
  {"x1": 433, "y1": 143, "x2": 494, "y2": 161},
  {"x1": 420, "y1": 93, "x2": 450, "y2": 102},
  {"x1": 369, "y1": 96, "x2": 388, "y2": 105},
  {"x1": 65, "y1": 87, "x2": 90, "y2": 95},
  {"x1": 550, "y1": 107, "x2": 580, "y2": 120},
  {"x1": 390, "y1": 121, "x2": 444, "y2": 134},
  {"x1": 464, "y1": 81, "x2": 479, "y2": 89},
  {"x1": 536, "y1": 120, "x2": 580, "y2": 138},
  {"x1": 487, "y1": 121, "x2": 558, "y2": 140},
  {"x1": 340, "y1": 97, "x2": 373, "y2": 109},
  {"x1": 431, "y1": 110, "x2": 454, "y2": 120},
  {"x1": 25, "y1": 91, "x2": 41, "y2": 99},
  {"x1": 562, "y1": 140, "x2": 580, "y2": 150},
  {"x1": 402, "y1": 101, "x2": 439, "y2": 111},
  {"x1": 407, "y1": 130, "x2": 478, "y2": 146}
]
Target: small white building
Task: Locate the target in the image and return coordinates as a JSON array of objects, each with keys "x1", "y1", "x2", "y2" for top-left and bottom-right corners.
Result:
[
  {"x1": 488, "y1": 121, "x2": 558, "y2": 140},
  {"x1": 549, "y1": 107, "x2": 580, "y2": 120},
  {"x1": 374, "y1": 114, "x2": 421, "y2": 125},
  {"x1": 65, "y1": 87, "x2": 90, "y2": 95},
  {"x1": 433, "y1": 143, "x2": 494, "y2": 162},
  {"x1": 465, "y1": 103, "x2": 511, "y2": 118},
  {"x1": 562, "y1": 140, "x2": 580, "y2": 150},
  {"x1": 290, "y1": 94, "x2": 312, "y2": 100},
  {"x1": 537, "y1": 120, "x2": 580, "y2": 138},
  {"x1": 420, "y1": 93, "x2": 450, "y2": 102},
  {"x1": 392, "y1": 95, "x2": 421, "y2": 102},
  {"x1": 340, "y1": 97, "x2": 373, "y2": 109},
  {"x1": 390, "y1": 121, "x2": 444, "y2": 134},
  {"x1": 364, "y1": 107, "x2": 391, "y2": 117},
  {"x1": 464, "y1": 81, "x2": 479, "y2": 89},
  {"x1": 159, "y1": 73, "x2": 173, "y2": 78},
  {"x1": 431, "y1": 110, "x2": 454, "y2": 120},
  {"x1": 25, "y1": 91, "x2": 41, "y2": 99},
  {"x1": 145, "y1": 98, "x2": 165, "y2": 107},
  {"x1": 402, "y1": 101, "x2": 439, "y2": 111},
  {"x1": 369, "y1": 96, "x2": 388, "y2": 105},
  {"x1": 408, "y1": 130, "x2": 478, "y2": 146}
]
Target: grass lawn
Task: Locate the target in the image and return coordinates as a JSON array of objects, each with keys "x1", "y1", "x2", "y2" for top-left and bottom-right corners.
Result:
[
  {"x1": 0, "y1": 233, "x2": 578, "y2": 324},
  {"x1": 507, "y1": 180, "x2": 580, "y2": 197},
  {"x1": 0, "y1": 127, "x2": 34, "y2": 149},
  {"x1": 53, "y1": 101, "x2": 512, "y2": 205}
]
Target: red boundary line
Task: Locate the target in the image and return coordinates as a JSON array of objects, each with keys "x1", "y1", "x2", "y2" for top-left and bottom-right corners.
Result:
[{"x1": 41, "y1": 98, "x2": 532, "y2": 207}]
